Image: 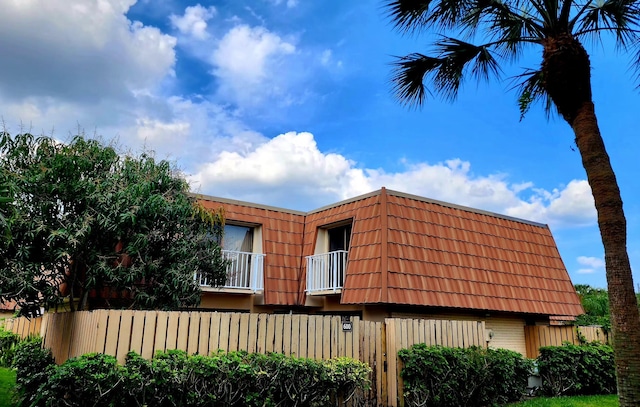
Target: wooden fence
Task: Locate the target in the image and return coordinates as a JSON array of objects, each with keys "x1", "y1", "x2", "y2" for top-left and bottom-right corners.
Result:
[
  {"x1": 524, "y1": 325, "x2": 609, "y2": 358},
  {"x1": 3, "y1": 311, "x2": 488, "y2": 406}
]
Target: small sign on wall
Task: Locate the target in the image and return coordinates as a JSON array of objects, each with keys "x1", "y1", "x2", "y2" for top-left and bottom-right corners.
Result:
[{"x1": 341, "y1": 315, "x2": 352, "y2": 332}]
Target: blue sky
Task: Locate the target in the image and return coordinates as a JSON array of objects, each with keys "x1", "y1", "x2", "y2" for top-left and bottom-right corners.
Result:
[{"x1": 0, "y1": 0, "x2": 638, "y2": 289}]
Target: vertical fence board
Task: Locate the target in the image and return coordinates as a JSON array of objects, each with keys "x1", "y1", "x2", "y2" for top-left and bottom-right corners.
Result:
[
  {"x1": 116, "y1": 310, "x2": 134, "y2": 364},
  {"x1": 256, "y1": 314, "x2": 267, "y2": 354},
  {"x1": 141, "y1": 311, "x2": 157, "y2": 359},
  {"x1": 104, "y1": 311, "x2": 120, "y2": 357},
  {"x1": 283, "y1": 315, "x2": 292, "y2": 356},
  {"x1": 265, "y1": 314, "x2": 276, "y2": 353},
  {"x1": 274, "y1": 315, "x2": 284, "y2": 353},
  {"x1": 247, "y1": 314, "x2": 258, "y2": 354},
  {"x1": 218, "y1": 313, "x2": 231, "y2": 352},
  {"x1": 298, "y1": 315, "x2": 308, "y2": 358},
  {"x1": 130, "y1": 311, "x2": 145, "y2": 355},
  {"x1": 94, "y1": 310, "x2": 109, "y2": 354},
  {"x1": 239, "y1": 313, "x2": 250, "y2": 351},
  {"x1": 165, "y1": 312, "x2": 179, "y2": 350},
  {"x1": 176, "y1": 312, "x2": 190, "y2": 351},
  {"x1": 188, "y1": 313, "x2": 201, "y2": 355},
  {"x1": 208, "y1": 313, "x2": 221, "y2": 353},
  {"x1": 291, "y1": 315, "x2": 300, "y2": 357},
  {"x1": 228, "y1": 313, "x2": 240, "y2": 352}
]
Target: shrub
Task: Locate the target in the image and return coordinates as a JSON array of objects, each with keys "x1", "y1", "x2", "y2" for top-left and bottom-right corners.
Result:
[
  {"x1": 398, "y1": 344, "x2": 533, "y2": 407},
  {"x1": 124, "y1": 350, "x2": 371, "y2": 407},
  {"x1": 38, "y1": 353, "x2": 124, "y2": 407},
  {"x1": 537, "y1": 343, "x2": 616, "y2": 397},
  {"x1": 12, "y1": 336, "x2": 55, "y2": 407},
  {"x1": 0, "y1": 327, "x2": 20, "y2": 367}
]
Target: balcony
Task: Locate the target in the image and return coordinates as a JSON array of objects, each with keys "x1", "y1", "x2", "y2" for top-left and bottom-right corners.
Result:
[
  {"x1": 305, "y1": 250, "x2": 348, "y2": 294},
  {"x1": 196, "y1": 250, "x2": 265, "y2": 292}
]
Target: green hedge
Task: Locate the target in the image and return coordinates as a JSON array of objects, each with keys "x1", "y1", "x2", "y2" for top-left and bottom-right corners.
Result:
[
  {"x1": 0, "y1": 327, "x2": 20, "y2": 367},
  {"x1": 14, "y1": 348, "x2": 371, "y2": 407},
  {"x1": 537, "y1": 343, "x2": 616, "y2": 397},
  {"x1": 398, "y1": 344, "x2": 534, "y2": 407},
  {"x1": 12, "y1": 336, "x2": 55, "y2": 407}
]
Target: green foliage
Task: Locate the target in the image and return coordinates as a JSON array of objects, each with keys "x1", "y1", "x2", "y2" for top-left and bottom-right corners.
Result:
[
  {"x1": 398, "y1": 344, "x2": 533, "y2": 407},
  {"x1": 39, "y1": 353, "x2": 123, "y2": 407},
  {"x1": 0, "y1": 367, "x2": 17, "y2": 407},
  {"x1": 11, "y1": 336, "x2": 55, "y2": 407},
  {"x1": 18, "y1": 349, "x2": 371, "y2": 407},
  {"x1": 0, "y1": 327, "x2": 20, "y2": 367},
  {"x1": 537, "y1": 343, "x2": 616, "y2": 397},
  {"x1": 0, "y1": 132, "x2": 228, "y2": 317},
  {"x1": 574, "y1": 285, "x2": 612, "y2": 330},
  {"x1": 507, "y1": 394, "x2": 619, "y2": 407}
]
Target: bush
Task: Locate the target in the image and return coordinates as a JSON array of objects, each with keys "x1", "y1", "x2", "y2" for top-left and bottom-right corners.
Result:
[
  {"x1": 398, "y1": 344, "x2": 533, "y2": 407},
  {"x1": 0, "y1": 327, "x2": 20, "y2": 367},
  {"x1": 22, "y1": 349, "x2": 371, "y2": 407},
  {"x1": 12, "y1": 336, "x2": 55, "y2": 407},
  {"x1": 39, "y1": 353, "x2": 124, "y2": 407},
  {"x1": 537, "y1": 343, "x2": 616, "y2": 397}
]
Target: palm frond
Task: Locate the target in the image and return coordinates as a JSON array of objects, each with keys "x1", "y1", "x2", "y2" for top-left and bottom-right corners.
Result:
[
  {"x1": 574, "y1": 0, "x2": 640, "y2": 47},
  {"x1": 384, "y1": 0, "x2": 436, "y2": 33},
  {"x1": 511, "y1": 68, "x2": 554, "y2": 120},
  {"x1": 391, "y1": 53, "x2": 441, "y2": 105},
  {"x1": 464, "y1": 0, "x2": 544, "y2": 35},
  {"x1": 436, "y1": 37, "x2": 502, "y2": 83},
  {"x1": 391, "y1": 38, "x2": 503, "y2": 105}
]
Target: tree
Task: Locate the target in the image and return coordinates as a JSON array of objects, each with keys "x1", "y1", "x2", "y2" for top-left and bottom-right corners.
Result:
[
  {"x1": 0, "y1": 182, "x2": 11, "y2": 236},
  {"x1": 0, "y1": 132, "x2": 228, "y2": 317},
  {"x1": 575, "y1": 284, "x2": 612, "y2": 330},
  {"x1": 385, "y1": 0, "x2": 640, "y2": 403}
]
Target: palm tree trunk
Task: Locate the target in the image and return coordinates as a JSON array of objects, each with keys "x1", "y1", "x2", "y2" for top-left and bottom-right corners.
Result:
[{"x1": 572, "y1": 101, "x2": 640, "y2": 406}]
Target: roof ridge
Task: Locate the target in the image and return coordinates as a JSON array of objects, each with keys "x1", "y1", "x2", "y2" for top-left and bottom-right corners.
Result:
[{"x1": 192, "y1": 189, "x2": 548, "y2": 228}]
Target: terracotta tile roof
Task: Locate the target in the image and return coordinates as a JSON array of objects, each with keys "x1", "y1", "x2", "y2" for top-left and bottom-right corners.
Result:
[
  {"x1": 0, "y1": 300, "x2": 17, "y2": 312},
  {"x1": 196, "y1": 187, "x2": 583, "y2": 317}
]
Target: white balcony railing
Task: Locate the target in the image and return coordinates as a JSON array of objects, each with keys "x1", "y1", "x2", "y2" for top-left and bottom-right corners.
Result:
[
  {"x1": 305, "y1": 250, "x2": 348, "y2": 293},
  {"x1": 196, "y1": 250, "x2": 264, "y2": 292}
]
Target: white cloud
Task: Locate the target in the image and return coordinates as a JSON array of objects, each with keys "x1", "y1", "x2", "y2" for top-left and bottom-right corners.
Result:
[
  {"x1": 190, "y1": 131, "x2": 598, "y2": 228},
  {"x1": 576, "y1": 256, "x2": 605, "y2": 274},
  {"x1": 267, "y1": 0, "x2": 299, "y2": 8},
  {"x1": 211, "y1": 24, "x2": 296, "y2": 107},
  {"x1": 170, "y1": 4, "x2": 216, "y2": 40},
  {"x1": 505, "y1": 180, "x2": 596, "y2": 227},
  {"x1": 0, "y1": 0, "x2": 176, "y2": 103}
]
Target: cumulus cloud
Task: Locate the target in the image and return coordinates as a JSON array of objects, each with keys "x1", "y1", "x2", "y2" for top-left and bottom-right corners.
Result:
[
  {"x1": 190, "y1": 131, "x2": 597, "y2": 228},
  {"x1": 505, "y1": 180, "x2": 596, "y2": 227},
  {"x1": 170, "y1": 4, "x2": 216, "y2": 40},
  {"x1": 576, "y1": 256, "x2": 605, "y2": 274},
  {"x1": 0, "y1": 0, "x2": 176, "y2": 103},
  {"x1": 211, "y1": 25, "x2": 296, "y2": 107}
]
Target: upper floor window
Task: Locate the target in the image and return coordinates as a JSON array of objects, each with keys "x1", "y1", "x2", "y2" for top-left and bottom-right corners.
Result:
[
  {"x1": 328, "y1": 224, "x2": 351, "y2": 252},
  {"x1": 222, "y1": 224, "x2": 254, "y2": 252}
]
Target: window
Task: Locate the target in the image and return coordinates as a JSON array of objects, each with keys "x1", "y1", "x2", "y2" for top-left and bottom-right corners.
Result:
[
  {"x1": 222, "y1": 224, "x2": 254, "y2": 252},
  {"x1": 328, "y1": 224, "x2": 351, "y2": 252},
  {"x1": 306, "y1": 221, "x2": 352, "y2": 293}
]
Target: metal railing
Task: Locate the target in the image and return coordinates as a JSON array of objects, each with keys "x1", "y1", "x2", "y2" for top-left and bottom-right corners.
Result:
[
  {"x1": 196, "y1": 250, "x2": 264, "y2": 292},
  {"x1": 305, "y1": 250, "x2": 348, "y2": 293}
]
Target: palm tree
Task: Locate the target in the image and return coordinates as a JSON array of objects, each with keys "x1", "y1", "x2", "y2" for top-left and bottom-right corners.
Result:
[{"x1": 385, "y1": 0, "x2": 640, "y2": 404}]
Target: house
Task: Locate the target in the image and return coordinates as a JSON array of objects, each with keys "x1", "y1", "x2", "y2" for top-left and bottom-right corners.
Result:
[
  {"x1": 0, "y1": 300, "x2": 17, "y2": 319},
  {"x1": 195, "y1": 187, "x2": 583, "y2": 355}
]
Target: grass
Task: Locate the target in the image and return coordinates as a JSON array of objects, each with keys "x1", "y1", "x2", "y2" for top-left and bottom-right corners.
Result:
[
  {"x1": 508, "y1": 394, "x2": 619, "y2": 407},
  {"x1": 0, "y1": 367, "x2": 15, "y2": 407}
]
